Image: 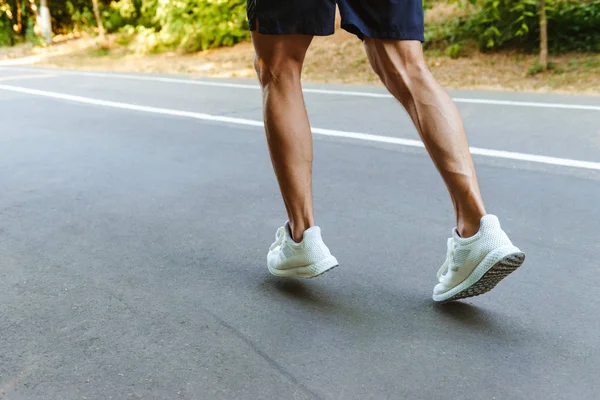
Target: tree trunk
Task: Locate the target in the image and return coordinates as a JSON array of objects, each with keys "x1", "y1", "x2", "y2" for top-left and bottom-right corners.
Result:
[
  {"x1": 91, "y1": 0, "x2": 105, "y2": 38},
  {"x1": 40, "y1": 0, "x2": 52, "y2": 45},
  {"x1": 539, "y1": 0, "x2": 548, "y2": 70},
  {"x1": 16, "y1": 0, "x2": 22, "y2": 35}
]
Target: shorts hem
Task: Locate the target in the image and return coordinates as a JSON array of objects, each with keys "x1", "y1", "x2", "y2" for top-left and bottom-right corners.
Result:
[
  {"x1": 342, "y1": 23, "x2": 425, "y2": 42},
  {"x1": 250, "y1": 19, "x2": 335, "y2": 37}
]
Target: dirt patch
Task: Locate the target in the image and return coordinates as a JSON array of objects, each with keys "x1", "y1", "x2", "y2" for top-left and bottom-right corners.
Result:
[{"x1": 1, "y1": 31, "x2": 598, "y2": 95}]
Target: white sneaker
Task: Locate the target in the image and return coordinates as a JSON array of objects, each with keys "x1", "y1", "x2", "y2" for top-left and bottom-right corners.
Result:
[
  {"x1": 433, "y1": 215, "x2": 525, "y2": 302},
  {"x1": 267, "y1": 222, "x2": 339, "y2": 278}
]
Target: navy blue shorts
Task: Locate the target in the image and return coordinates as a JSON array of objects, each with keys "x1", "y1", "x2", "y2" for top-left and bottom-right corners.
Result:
[{"x1": 247, "y1": 0, "x2": 424, "y2": 42}]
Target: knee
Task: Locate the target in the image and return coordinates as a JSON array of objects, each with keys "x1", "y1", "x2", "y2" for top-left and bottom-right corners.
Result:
[{"x1": 254, "y1": 55, "x2": 303, "y2": 88}]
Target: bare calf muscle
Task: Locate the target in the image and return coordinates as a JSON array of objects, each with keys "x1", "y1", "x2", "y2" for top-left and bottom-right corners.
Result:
[{"x1": 364, "y1": 39, "x2": 486, "y2": 238}]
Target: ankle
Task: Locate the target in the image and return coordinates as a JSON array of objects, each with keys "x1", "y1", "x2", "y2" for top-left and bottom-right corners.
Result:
[
  {"x1": 456, "y1": 202, "x2": 486, "y2": 238},
  {"x1": 457, "y1": 223, "x2": 478, "y2": 239},
  {"x1": 289, "y1": 218, "x2": 314, "y2": 242},
  {"x1": 457, "y1": 217, "x2": 483, "y2": 238}
]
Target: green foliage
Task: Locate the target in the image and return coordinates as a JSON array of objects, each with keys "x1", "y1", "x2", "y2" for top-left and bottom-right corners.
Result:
[
  {"x1": 138, "y1": 0, "x2": 160, "y2": 28},
  {"x1": 154, "y1": 0, "x2": 249, "y2": 53},
  {"x1": 49, "y1": 0, "x2": 110, "y2": 34},
  {"x1": 548, "y1": 0, "x2": 600, "y2": 52},
  {"x1": 118, "y1": 24, "x2": 160, "y2": 54},
  {"x1": 1, "y1": 0, "x2": 248, "y2": 51},
  {"x1": 445, "y1": 43, "x2": 464, "y2": 58},
  {"x1": 466, "y1": 0, "x2": 539, "y2": 50},
  {"x1": 0, "y1": 2, "x2": 13, "y2": 47},
  {"x1": 66, "y1": 1, "x2": 96, "y2": 33},
  {"x1": 423, "y1": 0, "x2": 436, "y2": 10},
  {"x1": 425, "y1": 14, "x2": 474, "y2": 49},
  {"x1": 446, "y1": 0, "x2": 600, "y2": 52},
  {"x1": 103, "y1": 0, "x2": 138, "y2": 33},
  {"x1": 527, "y1": 60, "x2": 558, "y2": 74},
  {"x1": 111, "y1": 0, "x2": 249, "y2": 54}
]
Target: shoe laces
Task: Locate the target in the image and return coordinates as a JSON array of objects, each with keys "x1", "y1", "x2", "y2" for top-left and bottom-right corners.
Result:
[
  {"x1": 437, "y1": 238, "x2": 455, "y2": 282},
  {"x1": 269, "y1": 227, "x2": 287, "y2": 252}
]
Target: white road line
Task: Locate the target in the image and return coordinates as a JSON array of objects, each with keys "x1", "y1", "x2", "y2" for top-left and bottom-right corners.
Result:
[
  {"x1": 451, "y1": 97, "x2": 600, "y2": 111},
  {"x1": 0, "y1": 74, "x2": 57, "y2": 82},
  {"x1": 2, "y1": 66, "x2": 599, "y2": 111},
  {"x1": 1, "y1": 83, "x2": 600, "y2": 171}
]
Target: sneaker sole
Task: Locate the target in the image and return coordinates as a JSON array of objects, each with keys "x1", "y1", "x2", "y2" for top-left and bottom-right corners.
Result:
[
  {"x1": 268, "y1": 255, "x2": 339, "y2": 279},
  {"x1": 433, "y1": 247, "x2": 525, "y2": 302}
]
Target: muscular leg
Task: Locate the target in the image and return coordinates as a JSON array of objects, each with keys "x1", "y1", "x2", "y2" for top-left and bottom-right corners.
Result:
[
  {"x1": 364, "y1": 39, "x2": 486, "y2": 238},
  {"x1": 252, "y1": 32, "x2": 314, "y2": 242}
]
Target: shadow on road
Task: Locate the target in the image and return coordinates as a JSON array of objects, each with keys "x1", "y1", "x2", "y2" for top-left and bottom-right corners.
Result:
[
  {"x1": 271, "y1": 279, "x2": 319, "y2": 300},
  {"x1": 266, "y1": 278, "x2": 346, "y2": 311},
  {"x1": 258, "y1": 275, "x2": 526, "y2": 342},
  {"x1": 432, "y1": 301, "x2": 501, "y2": 331},
  {"x1": 258, "y1": 276, "x2": 370, "y2": 325}
]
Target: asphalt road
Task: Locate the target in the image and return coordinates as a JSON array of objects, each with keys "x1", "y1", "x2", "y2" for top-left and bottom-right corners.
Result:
[{"x1": 1, "y1": 67, "x2": 599, "y2": 400}]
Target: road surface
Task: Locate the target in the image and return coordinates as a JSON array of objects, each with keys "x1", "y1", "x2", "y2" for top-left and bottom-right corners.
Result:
[{"x1": 1, "y1": 67, "x2": 599, "y2": 400}]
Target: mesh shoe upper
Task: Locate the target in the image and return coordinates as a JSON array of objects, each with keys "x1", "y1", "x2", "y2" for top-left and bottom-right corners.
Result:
[
  {"x1": 434, "y1": 215, "x2": 514, "y2": 295},
  {"x1": 268, "y1": 222, "x2": 333, "y2": 271}
]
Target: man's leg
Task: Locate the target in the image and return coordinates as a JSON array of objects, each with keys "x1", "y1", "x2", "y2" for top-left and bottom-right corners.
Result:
[
  {"x1": 364, "y1": 39, "x2": 485, "y2": 238},
  {"x1": 252, "y1": 32, "x2": 314, "y2": 242},
  {"x1": 363, "y1": 39, "x2": 524, "y2": 301},
  {"x1": 253, "y1": 31, "x2": 339, "y2": 278}
]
